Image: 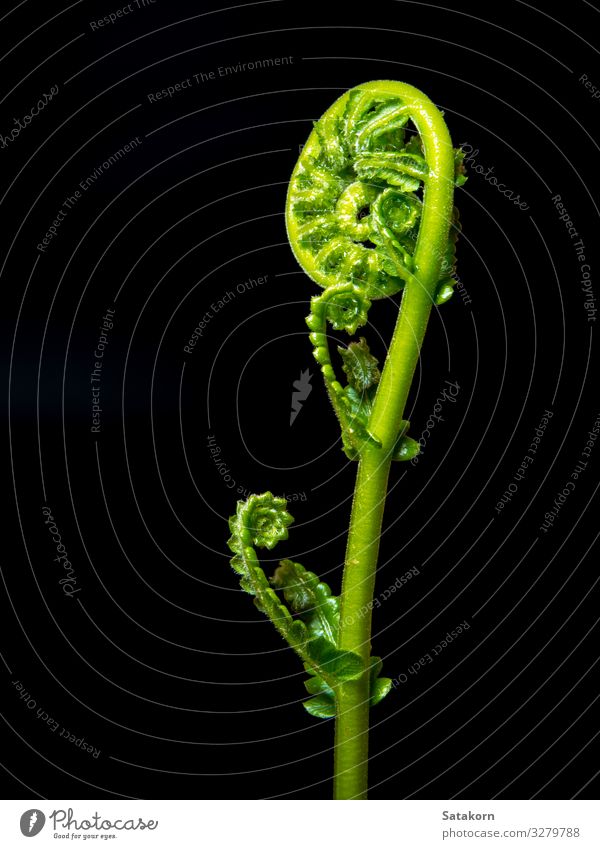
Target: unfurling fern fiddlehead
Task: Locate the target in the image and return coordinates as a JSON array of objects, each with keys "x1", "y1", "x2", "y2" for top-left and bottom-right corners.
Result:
[
  {"x1": 226, "y1": 81, "x2": 464, "y2": 799},
  {"x1": 227, "y1": 493, "x2": 391, "y2": 718}
]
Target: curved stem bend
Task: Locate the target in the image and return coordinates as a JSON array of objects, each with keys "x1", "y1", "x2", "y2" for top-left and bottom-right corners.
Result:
[{"x1": 334, "y1": 82, "x2": 456, "y2": 800}]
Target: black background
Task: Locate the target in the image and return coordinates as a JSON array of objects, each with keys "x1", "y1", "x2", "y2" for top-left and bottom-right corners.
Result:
[{"x1": 2, "y1": 0, "x2": 600, "y2": 800}]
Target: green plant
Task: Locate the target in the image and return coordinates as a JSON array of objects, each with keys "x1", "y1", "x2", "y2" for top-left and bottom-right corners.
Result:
[{"x1": 226, "y1": 80, "x2": 464, "y2": 799}]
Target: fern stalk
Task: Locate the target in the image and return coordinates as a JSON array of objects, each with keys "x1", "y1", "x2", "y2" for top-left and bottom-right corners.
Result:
[
  {"x1": 226, "y1": 80, "x2": 462, "y2": 800},
  {"x1": 333, "y1": 82, "x2": 456, "y2": 799}
]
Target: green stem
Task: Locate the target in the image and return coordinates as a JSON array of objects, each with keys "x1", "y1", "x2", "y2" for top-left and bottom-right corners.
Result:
[
  {"x1": 334, "y1": 82, "x2": 456, "y2": 800},
  {"x1": 335, "y1": 445, "x2": 392, "y2": 800}
]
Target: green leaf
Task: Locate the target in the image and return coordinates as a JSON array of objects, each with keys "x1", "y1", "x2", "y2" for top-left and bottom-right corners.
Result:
[
  {"x1": 270, "y1": 559, "x2": 339, "y2": 643},
  {"x1": 404, "y1": 133, "x2": 423, "y2": 157},
  {"x1": 303, "y1": 671, "x2": 336, "y2": 719},
  {"x1": 435, "y1": 279, "x2": 455, "y2": 306},
  {"x1": 390, "y1": 420, "x2": 420, "y2": 462},
  {"x1": 341, "y1": 385, "x2": 382, "y2": 459},
  {"x1": 369, "y1": 655, "x2": 383, "y2": 681},
  {"x1": 227, "y1": 496, "x2": 366, "y2": 718},
  {"x1": 336, "y1": 337, "x2": 382, "y2": 458},
  {"x1": 375, "y1": 190, "x2": 421, "y2": 239},
  {"x1": 227, "y1": 495, "x2": 313, "y2": 658},
  {"x1": 454, "y1": 147, "x2": 467, "y2": 187},
  {"x1": 393, "y1": 436, "x2": 420, "y2": 461},
  {"x1": 306, "y1": 287, "x2": 382, "y2": 460},
  {"x1": 306, "y1": 636, "x2": 364, "y2": 682},
  {"x1": 303, "y1": 693, "x2": 336, "y2": 718},
  {"x1": 314, "y1": 111, "x2": 348, "y2": 172},
  {"x1": 304, "y1": 674, "x2": 333, "y2": 697},
  {"x1": 338, "y1": 337, "x2": 380, "y2": 391},
  {"x1": 344, "y1": 385, "x2": 375, "y2": 430},
  {"x1": 371, "y1": 678, "x2": 393, "y2": 706},
  {"x1": 321, "y1": 284, "x2": 371, "y2": 335},
  {"x1": 355, "y1": 151, "x2": 428, "y2": 192},
  {"x1": 352, "y1": 98, "x2": 410, "y2": 153},
  {"x1": 304, "y1": 654, "x2": 391, "y2": 715},
  {"x1": 368, "y1": 656, "x2": 393, "y2": 707},
  {"x1": 228, "y1": 491, "x2": 294, "y2": 552},
  {"x1": 369, "y1": 188, "x2": 419, "y2": 281}
]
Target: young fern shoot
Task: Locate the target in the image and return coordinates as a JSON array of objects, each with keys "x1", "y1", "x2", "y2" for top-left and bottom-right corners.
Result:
[{"x1": 226, "y1": 81, "x2": 464, "y2": 799}]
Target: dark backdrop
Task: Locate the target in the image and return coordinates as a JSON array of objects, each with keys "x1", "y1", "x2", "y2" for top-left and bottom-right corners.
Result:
[{"x1": 2, "y1": 0, "x2": 599, "y2": 800}]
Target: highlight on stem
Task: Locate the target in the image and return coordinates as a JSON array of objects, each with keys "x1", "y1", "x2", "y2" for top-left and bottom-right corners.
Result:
[{"x1": 225, "y1": 80, "x2": 465, "y2": 799}]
